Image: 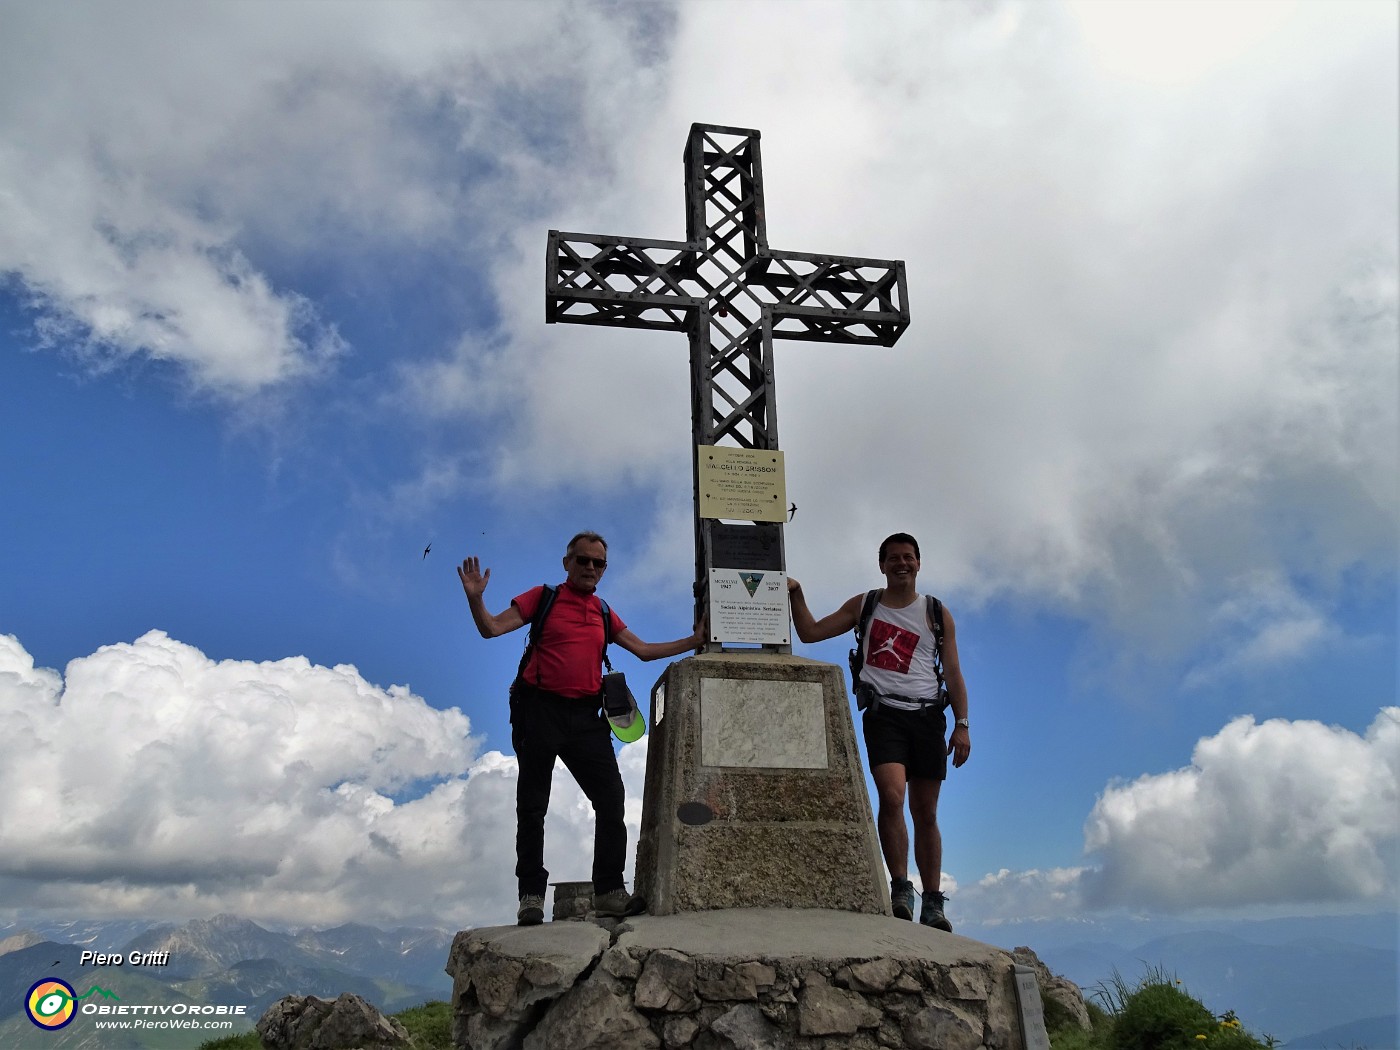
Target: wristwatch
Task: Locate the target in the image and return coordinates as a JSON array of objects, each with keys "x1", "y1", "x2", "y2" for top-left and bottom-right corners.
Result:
[{"x1": 955, "y1": 718, "x2": 969, "y2": 729}]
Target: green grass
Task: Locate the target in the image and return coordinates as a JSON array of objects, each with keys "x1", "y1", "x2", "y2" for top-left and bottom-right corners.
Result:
[
  {"x1": 1046, "y1": 966, "x2": 1278, "y2": 1050},
  {"x1": 196, "y1": 999, "x2": 452, "y2": 1050}
]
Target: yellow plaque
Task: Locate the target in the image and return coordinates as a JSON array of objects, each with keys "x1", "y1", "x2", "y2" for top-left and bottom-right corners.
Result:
[{"x1": 697, "y1": 446, "x2": 787, "y2": 522}]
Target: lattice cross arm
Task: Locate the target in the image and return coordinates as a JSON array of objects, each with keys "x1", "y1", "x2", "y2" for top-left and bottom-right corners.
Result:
[{"x1": 546, "y1": 231, "x2": 703, "y2": 333}]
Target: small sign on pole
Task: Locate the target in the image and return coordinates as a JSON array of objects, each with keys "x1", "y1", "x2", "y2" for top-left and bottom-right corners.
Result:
[{"x1": 708, "y1": 568, "x2": 790, "y2": 645}]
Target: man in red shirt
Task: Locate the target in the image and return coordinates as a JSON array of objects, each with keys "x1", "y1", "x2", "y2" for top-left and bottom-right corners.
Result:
[{"x1": 458, "y1": 531, "x2": 703, "y2": 926}]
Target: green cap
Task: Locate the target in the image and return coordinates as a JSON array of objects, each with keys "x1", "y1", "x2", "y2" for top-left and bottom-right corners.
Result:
[{"x1": 608, "y1": 705, "x2": 646, "y2": 743}]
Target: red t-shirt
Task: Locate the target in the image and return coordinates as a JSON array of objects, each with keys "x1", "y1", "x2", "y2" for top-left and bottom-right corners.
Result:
[{"x1": 512, "y1": 583, "x2": 627, "y2": 698}]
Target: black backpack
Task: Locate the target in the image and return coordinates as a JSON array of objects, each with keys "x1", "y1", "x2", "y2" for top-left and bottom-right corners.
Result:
[{"x1": 848, "y1": 588, "x2": 945, "y2": 710}]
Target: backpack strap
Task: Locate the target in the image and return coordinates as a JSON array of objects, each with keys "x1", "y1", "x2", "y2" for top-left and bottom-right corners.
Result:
[
  {"x1": 516, "y1": 584, "x2": 559, "y2": 685},
  {"x1": 599, "y1": 598, "x2": 615, "y2": 674},
  {"x1": 925, "y1": 595, "x2": 947, "y2": 702},
  {"x1": 848, "y1": 588, "x2": 883, "y2": 692}
]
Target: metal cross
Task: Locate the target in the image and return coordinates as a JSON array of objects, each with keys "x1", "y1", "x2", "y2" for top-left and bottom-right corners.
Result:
[{"x1": 546, "y1": 124, "x2": 910, "y2": 652}]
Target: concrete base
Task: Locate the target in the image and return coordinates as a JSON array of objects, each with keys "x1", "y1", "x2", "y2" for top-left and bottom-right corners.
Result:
[{"x1": 634, "y1": 654, "x2": 889, "y2": 916}]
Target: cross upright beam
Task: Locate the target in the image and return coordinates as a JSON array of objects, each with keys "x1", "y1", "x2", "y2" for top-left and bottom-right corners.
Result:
[{"x1": 546, "y1": 124, "x2": 910, "y2": 651}]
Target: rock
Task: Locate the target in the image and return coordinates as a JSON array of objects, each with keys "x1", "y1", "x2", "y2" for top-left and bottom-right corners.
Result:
[
  {"x1": 662, "y1": 1013, "x2": 702, "y2": 1048},
  {"x1": 711, "y1": 1003, "x2": 784, "y2": 1049},
  {"x1": 634, "y1": 949, "x2": 700, "y2": 1012},
  {"x1": 602, "y1": 944, "x2": 642, "y2": 981},
  {"x1": 446, "y1": 923, "x2": 610, "y2": 1050},
  {"x1": 797, "y1": 972, "x2": 881, "y2": 1037},
  {"x1": 903, "y1": 1001, "x2": 984, "y2": 1050},
  {"x1": 697, "y1": 960, "x2": 776, "y2": 1001},
  {"x1": 839, "y1": 958, "x2": 903, "y2": 993},
  {"x1": 256, "y1": 992, "x2": 409, "y2": 1050},
  {"x1": 1012, "y1": 946, "x2": 1091, "y2": 1031},
  {"x1": 941, "y1": 965, "x2": 990, "y2": 1001},
  {"x1": 522, "y1": 973, "x2": 659, "y2": 1050}
]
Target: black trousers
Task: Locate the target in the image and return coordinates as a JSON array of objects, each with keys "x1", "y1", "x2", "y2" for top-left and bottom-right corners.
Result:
[{"x1": 510, "y1": 684, "x2": 627, "y2": 898}]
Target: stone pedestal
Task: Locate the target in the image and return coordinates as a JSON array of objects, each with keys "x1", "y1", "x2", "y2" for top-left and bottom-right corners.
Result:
[
  {"x1": 550, "y1": 881, "x2": 593, "y2": 922},
  {"x1": 634, "y1": 654, "x2": 888, "y2": 916},
  {"x1": 445, "y1": 910, "x2": 1055, "y2": 1050}
]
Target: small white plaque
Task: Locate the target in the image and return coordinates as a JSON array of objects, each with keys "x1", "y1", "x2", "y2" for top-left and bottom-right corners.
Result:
[
  {"x1": 709, "y1": 569, "x2": 790, "y2": 645},
  {"x1": 700, "y1": 678, "x2": 827, "y2": 768},
  {"x1": 698, "y1": 445, "x2": 787, "y2": 522},
  {"x1": 1013, "y1": 966, "x2": 1051, "y2": 1050}
]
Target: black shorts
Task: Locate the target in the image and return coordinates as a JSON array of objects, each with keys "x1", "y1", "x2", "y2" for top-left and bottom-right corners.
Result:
[{"x1": 862, "y1": 703, "x2": 948, "y2": 781}]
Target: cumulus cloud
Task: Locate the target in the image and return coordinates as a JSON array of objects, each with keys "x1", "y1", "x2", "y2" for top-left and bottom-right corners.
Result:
[
  {"x1": 0, "y1": 0, "x2": 664, "y2": 397},
  {"x1": 390, "y1": 1, "x2": 1399, "y2": 676},
  {"x1": 1082, "y1": 708, "x2": 1400, "y2": 910},
  {"x1": 956, "y1": 867, "x2": 1091, "y2": 926},
  {"x1": 2, "y1": 0, "x2": 1392, "y2": 667},
  {"x1": 0, "y1": 632, "x2": 645, "y2": 927}
]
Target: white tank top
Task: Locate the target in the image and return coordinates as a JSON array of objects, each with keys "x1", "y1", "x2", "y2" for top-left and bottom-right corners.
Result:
[{"x1": 859, "y1": 595, "x2": 941, "y2": 710}]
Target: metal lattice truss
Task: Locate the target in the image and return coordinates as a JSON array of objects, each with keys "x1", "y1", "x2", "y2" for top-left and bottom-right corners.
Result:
[
  {"x1": 546, "y1": 124, "x2": 910, "y2": 646},
  {"x1": 546, "y1": 124, "x2": 909, "y2": 452}
]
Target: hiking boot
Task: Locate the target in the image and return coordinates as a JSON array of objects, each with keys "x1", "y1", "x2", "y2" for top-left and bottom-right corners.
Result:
[
  {"x1": 593, "y1": 887, "x2": 647, "y2": 918},
  {"x1": 516, "y1": 894, "x2": 545, "y2": 926},
  {"x1": 890, "y1": 878, "x2": 915, "y2": 921},
  {"x1": 920, "y1": 890, "x2": 953, "y2": 932}
]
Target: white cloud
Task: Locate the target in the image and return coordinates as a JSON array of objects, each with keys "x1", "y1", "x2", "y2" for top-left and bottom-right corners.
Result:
[
  {"x1": 956, "y1": 867, "x2": 1091, "y2": 925},
  {"x1": 2, "y1": 0, "x2": 1393, "y2": 661},
  {"x1": 0, "y1": 0, "x2": 664, "y2": 397},
  {"x1": 1081, "y1": 708, "x2": 1400, "y2": 910},
  {"x1": 0, "y1": 632, "x2": 647, "y2": 927}
]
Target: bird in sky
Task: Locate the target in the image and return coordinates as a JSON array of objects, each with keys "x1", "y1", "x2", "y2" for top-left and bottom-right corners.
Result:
[
  {"x1": 422, "y1": 543, "x2": 432, "y2": 559},
  {"x1": 788, "y1": 503, "x2": 797, "y2": 522}
]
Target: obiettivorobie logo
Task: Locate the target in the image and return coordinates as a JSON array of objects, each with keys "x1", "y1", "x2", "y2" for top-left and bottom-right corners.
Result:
[{"x1": 24, "y1": 978, "x2": 120, "y2": 1030}]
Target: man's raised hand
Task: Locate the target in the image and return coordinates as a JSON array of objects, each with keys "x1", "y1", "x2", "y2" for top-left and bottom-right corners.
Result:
[{"x1": 458, "y1": 556, "x2": 490, "y2": 600}]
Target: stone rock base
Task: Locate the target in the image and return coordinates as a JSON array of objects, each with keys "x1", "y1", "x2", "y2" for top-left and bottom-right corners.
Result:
[
  {"x1": 446, "y1": 908, "x2": 1044, "y2": 1050},
  {"x1": 257, "y1": 991, "x2": 411, "y2": 1050}
]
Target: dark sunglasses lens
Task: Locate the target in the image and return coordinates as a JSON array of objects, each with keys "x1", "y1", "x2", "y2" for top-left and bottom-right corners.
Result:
[{"x1": 576, "y1": 556, "x2": 607, "y2": 569}]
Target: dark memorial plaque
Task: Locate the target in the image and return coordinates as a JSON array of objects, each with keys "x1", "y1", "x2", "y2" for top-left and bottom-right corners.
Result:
[{"x1": 710, "y1": 523, "x2": 783, "y2": 571}]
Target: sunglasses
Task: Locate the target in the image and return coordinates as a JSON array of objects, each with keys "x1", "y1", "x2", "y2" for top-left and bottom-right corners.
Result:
[{"x1": 573, "y1": 555, "x2": 608, "y2": 569}]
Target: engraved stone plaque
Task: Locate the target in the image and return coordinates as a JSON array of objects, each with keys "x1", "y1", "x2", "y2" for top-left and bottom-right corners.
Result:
[
  {"x1": 700, "y1": 678, "x2": 827, "y2": 768},
  {"x1": 1013, "y1": 965, "x2": 1052, "y2": 1050},
  {"x1": 698, "y1": 445, "x2": 787, "y2": 522}
]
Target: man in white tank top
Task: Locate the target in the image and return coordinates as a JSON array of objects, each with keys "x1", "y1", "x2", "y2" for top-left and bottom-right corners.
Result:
[{"x1": 788, "y1": 532, "x2": 971, "y2": 931}]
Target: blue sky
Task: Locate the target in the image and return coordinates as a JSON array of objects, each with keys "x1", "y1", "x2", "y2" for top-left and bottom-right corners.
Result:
[{"x1": 0, "y1": 0, "x2": 1395, "y2": 931}]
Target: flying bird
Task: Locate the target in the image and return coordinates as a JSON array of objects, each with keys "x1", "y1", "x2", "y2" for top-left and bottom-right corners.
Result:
[
  {"x1": 788, "y1": 503, "x2": 797, "y2": 522},
  {"x1": 422, "y1": 543, "x2": 432, "y2": 559}
]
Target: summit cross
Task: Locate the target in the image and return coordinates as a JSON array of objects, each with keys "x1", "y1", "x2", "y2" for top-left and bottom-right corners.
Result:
[{"x1": 546, "y1": 123, "x2": 910, "y2": 652}]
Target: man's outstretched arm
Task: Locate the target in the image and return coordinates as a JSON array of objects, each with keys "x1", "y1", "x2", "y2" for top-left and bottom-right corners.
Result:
[
  {"x1": 787, "y1": 578, "x2": 862, "y2": 644},
  {"x1": 613, "y1": 618, "x2": 707, "y2": 662},
  {"x1": 940, "y1": 606, "x2": 971, "y2": 768},
  {"x1": 457, "y1": 556, "x2": 526, "y2": 638}
]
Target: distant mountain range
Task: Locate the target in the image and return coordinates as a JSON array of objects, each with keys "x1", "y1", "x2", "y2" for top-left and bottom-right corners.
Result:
[
  {"x1": 0, "y1": 914, "x2": 452, "y2": 1049},
  {"x1": 2, "y1": 911, "x2": 1394, "y2": 1049}
]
